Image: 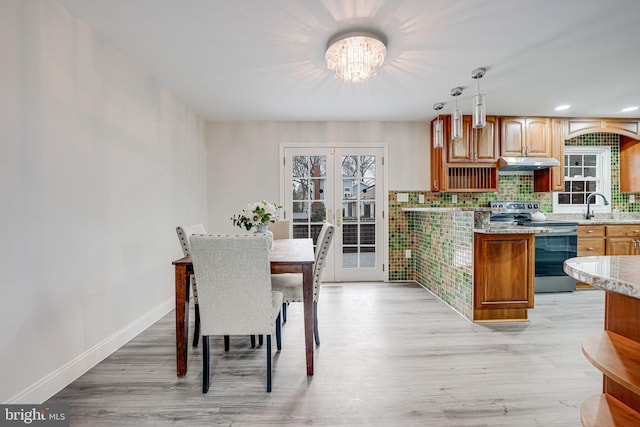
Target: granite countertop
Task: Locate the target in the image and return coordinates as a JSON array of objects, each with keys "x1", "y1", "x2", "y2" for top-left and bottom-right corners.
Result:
[
  {"x1": 575, "y1": 219, "x2": 640, "y2": 225},
  {"x1": 564, "y1": 256, "x2": 640, "y2": 299},
  {"x1": 474, "y1": 223, "x2": 552, "y2": 234},
  {"x1": 545, "y1": 214, "x2": 640, "y2": 225}
]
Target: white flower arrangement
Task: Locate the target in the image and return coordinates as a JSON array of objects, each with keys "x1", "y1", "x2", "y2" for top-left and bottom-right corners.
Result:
[{"x1": 231, "y1": 200, "x2": 282, "y2": 231}]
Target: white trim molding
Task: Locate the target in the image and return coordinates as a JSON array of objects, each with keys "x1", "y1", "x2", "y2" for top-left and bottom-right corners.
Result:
[{"x1": 7, "y1": 299, "x2": 174, "y2": 404}]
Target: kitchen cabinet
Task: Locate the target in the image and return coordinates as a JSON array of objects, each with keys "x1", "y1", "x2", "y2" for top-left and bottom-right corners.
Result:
[
  {"x1": 430, "y1": 116, "x2": 498, "y2": 193},
  {"x1": 501, "y1": 117, "x2": 551, "y2": 158},
  {"x1": 534, "y1": 118, "x2": 566, "y2": 192},
  {"x1": 620, "y1": 136, "x2": 640, "y2": 193},
  {"x1": 565, "y1": 118, "x2": 640, "y2": 139},
  {"x1": 577, "y1": 225, "x2": 606, "y2": 289},
  {"x1": 430, "y1": 116, "x2": 447, "y2": 192},
  {"x1": 578, "y1": 225, "x2": 606, "y2": 256},
  {"x1": 448, "y1": 116, "x2": 499, "y2": 163},
  {"x1": 578, "y1": 224, "x2": 640, "y2": 257},
  {"x1": 473, "y1": 233, "x2": 535, "y2": 321},
  {"x1": 605, "y1": 225, "x2": 640, "y2": 255}
]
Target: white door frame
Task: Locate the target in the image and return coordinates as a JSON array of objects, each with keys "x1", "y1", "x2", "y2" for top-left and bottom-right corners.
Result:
[{"x1": 279, "y1": 143, "x2": 389, "y2": 282}]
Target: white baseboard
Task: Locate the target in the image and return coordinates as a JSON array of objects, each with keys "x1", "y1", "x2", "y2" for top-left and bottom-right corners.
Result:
[{"x1": 7, "y1": 299, "x2": 174, "y2": 404}]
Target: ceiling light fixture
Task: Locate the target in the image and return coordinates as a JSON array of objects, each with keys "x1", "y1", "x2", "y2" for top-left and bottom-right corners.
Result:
[
  {"x1": 471, "y1": 67, "x2": 486, "y2": 129},
  {"x1": 622, "y1": 106, "x2": 639, "y2": 112},
  {"x1": 325, "y1": 32, "x2": 387, "y2": 84},
  {"x1": 433, "y1": 102, "x2": 445, "y2": 148},
  {"x1": 450, "y1": 87, "x2": 463, "y2": 140},
  {"x1": 555, "y1": 104, "x2": 571, "y2": 111}
]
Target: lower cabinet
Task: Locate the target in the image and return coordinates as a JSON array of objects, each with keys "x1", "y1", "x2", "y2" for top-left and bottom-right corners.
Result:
[
  {"x1": 577, "y1": 225, "x2": 606, "y2": 289},
  {"x1": 605, "y1": 225, "x2": 640, "y2": 255},
  {"x1": 473, "y1": 233, "x2": 535, "y2": 321},
  {"x1": 578, "y1": 224, "x2": 640, "y2": 288}
]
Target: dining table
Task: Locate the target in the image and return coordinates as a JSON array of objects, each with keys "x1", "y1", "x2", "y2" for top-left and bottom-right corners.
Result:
[{"x1": 171, "y1": 238, "x2": 315, "y2": 377}]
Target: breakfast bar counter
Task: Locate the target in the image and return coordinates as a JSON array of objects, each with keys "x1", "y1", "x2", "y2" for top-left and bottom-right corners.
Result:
[
  {"x1": 563, "y1": 256, "x2": 640, "y2": 426},
  {"x1": 402, "y1": 207, "x2": 544, "y2": 322}
]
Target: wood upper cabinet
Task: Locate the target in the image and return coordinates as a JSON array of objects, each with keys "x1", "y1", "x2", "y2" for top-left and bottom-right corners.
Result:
[
  {"x1": 448, "y1": 116, "x2": 499, "y2": 163},
  {"x1": 534, "y1": 118, "x2": 566, "y2": 192},
  {"x1": 501, "y1": 117, "x2": 551, "y2": 157},
  {"x1": 473, "y1": 233, "x2": 534, "y2": 321},
  {"x1": 620, "y1": 136, "x2": 640, "y2": 193},
  {"x1": 431, "y1": 115, "x2": 498, "y2": 193},
  {"x1": 430, "y1": 116, "x2": 447, "y2": 192},
  {"x1": 566, "y1": 118, "x2": 640, "y2": 139}
]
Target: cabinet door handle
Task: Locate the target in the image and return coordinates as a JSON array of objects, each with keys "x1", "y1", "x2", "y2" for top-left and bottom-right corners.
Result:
[
  {"x1": 587, "y1": 247, "x2": 594, "y2": 250},
  {"x1": 434, "y1": 179, "x2": 438, "y2": 190},
  {"x1": 327, "y1": 209, "x2": 333, "y2": 224},
  {"x1": 634, "y1": 230, "x2": 640, "y2": 233},
  {"x1": 336, "y1": 209, "x2": 342, "y2": 227},
  {"x1": 587, "y1": 230, "x2": 594, "y2": 233}
]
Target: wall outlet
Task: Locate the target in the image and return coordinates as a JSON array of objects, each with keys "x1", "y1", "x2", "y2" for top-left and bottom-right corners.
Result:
[
  {"x1": 405, "y1": 249, "x2": 411, "y2": 258},
  {"x1": 630, "y1": 194, "x2": 636, "y2": 203},
  {"x1": 397, "y1": 193, "x2": 409, "y2": 202},
  {"x1": 418, "y1": 194, "x2": 425, "y2": 204},
  {"x1": 452, "y1": 194, "x2": 458, "y2": 204}
]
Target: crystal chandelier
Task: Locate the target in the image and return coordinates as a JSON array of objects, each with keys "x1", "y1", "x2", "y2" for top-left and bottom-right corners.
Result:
[{"x1": 325, "y1": 32, "x2": 387, "y2": 84}]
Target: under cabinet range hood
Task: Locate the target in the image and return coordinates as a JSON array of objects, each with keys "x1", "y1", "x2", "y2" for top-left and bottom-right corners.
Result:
[{"x1": 497, "y1": 157, "x2": 560, "y2": 172}]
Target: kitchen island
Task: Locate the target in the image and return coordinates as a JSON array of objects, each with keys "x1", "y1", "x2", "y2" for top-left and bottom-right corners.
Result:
[
  {"x1": 403, "y1": 207, "x2": 550, "y2": 322},
  {"x1": 564, "y1": 256, "x2": 640, "y2": 426}
]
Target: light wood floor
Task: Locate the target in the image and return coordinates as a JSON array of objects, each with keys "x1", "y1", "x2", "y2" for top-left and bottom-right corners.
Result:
[{"x1": 48, "y1": 282, "x2": 605, "y2": 426}]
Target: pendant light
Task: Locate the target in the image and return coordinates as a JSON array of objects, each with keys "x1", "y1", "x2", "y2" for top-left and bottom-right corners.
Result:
[
  {"x1": 471, "y1": 67, "x2": 486, "y2": 129},
  {"x1": 450, "y1": 87, "x2": 463, "y2": 140},
  {"x1": 432, "y1": 102, "x2": 445, "y2": 148}
]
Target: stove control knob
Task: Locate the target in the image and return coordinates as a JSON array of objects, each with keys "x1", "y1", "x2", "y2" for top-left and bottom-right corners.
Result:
[
  {"x1": 527, "y1": 204, "x2": 533, "y2": 209},
  {"x1": 532, "y1": 203, "x2": 539, "y2": 210}
]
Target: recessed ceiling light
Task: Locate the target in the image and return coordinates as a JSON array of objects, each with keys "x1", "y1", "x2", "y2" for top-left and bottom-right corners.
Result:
[
  {"x1": 555, "y1": 104, "x2": 571, "y2": 111},
  {"x1": 621, "y1": 106, "x2": 638, "y2": 112}
]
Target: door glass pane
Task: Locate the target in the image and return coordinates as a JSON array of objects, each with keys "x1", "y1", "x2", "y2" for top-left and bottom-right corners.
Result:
[
  {"x1": 292, "y1": 179, "x2": 309, "y2": 200},
  {"x1": 342, "y1": 156, "x2": 358, "y2": 177},
  {"x1": 291, "y1": 154, "x2": 327, "y2": 239},
  {"x1": 310, "y1": 201, "x2": 326, "y2": 222},
  {"x1": 292, "y1": 156, "x2": 308, "y2": 177},
  {"x1": 359, "y1": 247, "x2": 376, "y2": 268},
  {"x1": 292, "y1": 201, "x2": 309, "y2": 222}
]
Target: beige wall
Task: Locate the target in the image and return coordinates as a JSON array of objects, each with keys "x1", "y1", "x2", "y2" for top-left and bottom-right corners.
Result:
[
  {"x1": 206, "y1": 121, "x2": 430, "y2": 232},
  {"x1": 1, "y1": 0, "x2": 207, "y2": 402}
]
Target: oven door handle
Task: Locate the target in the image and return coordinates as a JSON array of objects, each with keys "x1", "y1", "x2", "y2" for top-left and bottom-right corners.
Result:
[{"x1": 537, "y1": 229, "x2": 578, "y2": 236}]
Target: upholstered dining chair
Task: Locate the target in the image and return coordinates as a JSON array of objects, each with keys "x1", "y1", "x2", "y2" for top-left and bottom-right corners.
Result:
[
  {"x1": 271, "y1": 222, "x2": 334, "y2": 346},
  {"x1": 189, "y1": 234, "x2": 283, "y2": 393},
  {"x1": 268, "y1": 220, "x2": 291, "y2": 240},
  {"x1": 176, "y1": 223, "x2": 206, "y2": 347}
]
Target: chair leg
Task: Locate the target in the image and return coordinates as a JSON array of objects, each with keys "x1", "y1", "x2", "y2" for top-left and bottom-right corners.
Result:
[
  {"x1": 192, "y1": 303, "x2": 200, "y2": 347},
  {"x1": 313, "y1": 301, "x2": 320, "y2": 346},
  {"x1": 250, "y1": 335, "x2": 256, "y2": 348},
  {"x1": 202, "y1": 336, "x2": 210, "y2": 393},
  {"x1": 276, "y1": 313, "x2": 282, "y2": 351},
  {"x1": 259, "y1": 335, "x2": 263, "y2": 346},
  {"x1": 282, "y1": 302, "x2": 287, "y2": 323},
  {"x1": 266, "y1": 335, "x2": 272, "y2": 392},
  {"x1": 224, "y1": 335, "x2": 230, "y2": 352}
]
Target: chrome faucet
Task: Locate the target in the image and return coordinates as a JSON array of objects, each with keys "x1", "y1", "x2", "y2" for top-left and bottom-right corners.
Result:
[{"x1": 585, "y1": 192, "x2": 609, "y2": 219}]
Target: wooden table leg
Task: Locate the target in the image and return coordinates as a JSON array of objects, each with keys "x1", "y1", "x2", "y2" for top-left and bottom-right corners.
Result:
[
  {"x1": 302, "y1": 263, "x2": 314, "y2": 376},
  {"x1": 175, "y1": 265, "x2": 190, "y2": 377}
]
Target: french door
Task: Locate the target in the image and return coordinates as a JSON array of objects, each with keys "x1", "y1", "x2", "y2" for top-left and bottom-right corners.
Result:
[{"x1": 281, "y1": 145, "x2": 386, "y2": 281}]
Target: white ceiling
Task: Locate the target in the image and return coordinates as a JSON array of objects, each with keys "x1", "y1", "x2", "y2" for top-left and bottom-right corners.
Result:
[{"x1": 56, "y1": 0, "x2": 640, "y2": 122}]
